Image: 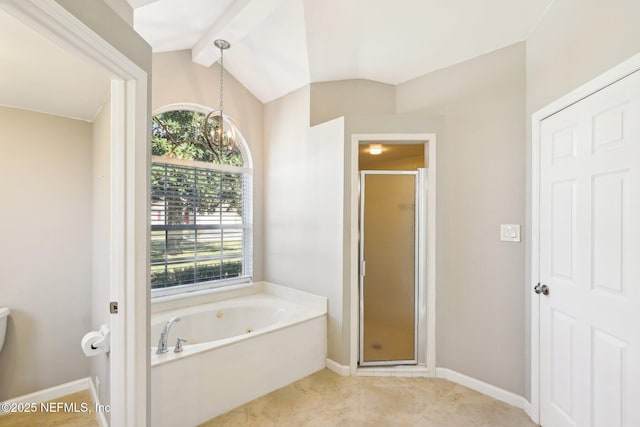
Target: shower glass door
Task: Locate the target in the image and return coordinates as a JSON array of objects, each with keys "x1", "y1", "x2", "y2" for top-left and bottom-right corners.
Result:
[{"x1": 359, "y1": 171, "x2": 418, "y2": 365}]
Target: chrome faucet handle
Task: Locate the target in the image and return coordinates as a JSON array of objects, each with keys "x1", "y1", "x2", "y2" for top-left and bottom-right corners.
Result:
[{"x1": 174, "y1": 338, "x2": 187, "y2": 353}]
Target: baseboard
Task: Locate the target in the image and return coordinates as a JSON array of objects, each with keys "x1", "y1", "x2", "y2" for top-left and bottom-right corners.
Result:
[
  {"x1": 435, "y1": 368, "x2": 529, "y2": 410},
  {"x1": 523, "y1": 400, "x2": 535, "y2": 422},
  {"x1": 88, "y1": 377, "x2": 109, "y2": 427},
  {"x1": 0, "y1": 377, "x2": 89, "y2": 415},
  {"x1": 325, "y1": 358, "x2": 350, "y2": 376}
]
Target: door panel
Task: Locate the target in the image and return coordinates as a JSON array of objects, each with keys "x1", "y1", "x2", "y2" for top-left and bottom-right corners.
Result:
[
  {"x1": 360, "y1": 172, "x2": 417, "y2": 365},
  {"x1": 539, "y1": 70, "x2": 640, "y2": 427}
]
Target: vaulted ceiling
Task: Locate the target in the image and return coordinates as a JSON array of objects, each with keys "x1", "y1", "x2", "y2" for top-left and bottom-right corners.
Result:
[{"x1": 129, "y1": 0, "x2": 554, "y2": 103}]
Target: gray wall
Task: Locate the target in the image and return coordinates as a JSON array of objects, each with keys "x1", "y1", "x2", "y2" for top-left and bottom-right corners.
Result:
[
  {"x1": 301, "y1": 44, "x2": 526, "y2": 393},
  {"x1": 152, "y1": 50, "x2": 265, "y2": 283},
  {"x1": 310, "y1": 79, "x2": 396, "y2": 126},
  {"x1": 103, "y1": 0, "x2": 133, "y2": 27},
  {"x1": 523, "y1": 0, "x2": 640, "y2": 400},
  {"x1": 526, "y1": 0, "x2": 640, "y2": 114},
  {"x1": 0, "y1": 107, "x2": 93, "y2": 400},
  {"x1": 396, "y1": 43, "x2": 527, "y2": 395}
]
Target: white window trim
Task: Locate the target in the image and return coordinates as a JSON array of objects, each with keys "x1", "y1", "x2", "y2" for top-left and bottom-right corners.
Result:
[{"x1": 151, "y1": 276, "x2": 252, "y2": 299}]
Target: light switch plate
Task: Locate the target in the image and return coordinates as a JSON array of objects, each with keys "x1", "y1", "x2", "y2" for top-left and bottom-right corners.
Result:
[{"x1": 500, "y1": 224, "x2": 521, "y2": 242}]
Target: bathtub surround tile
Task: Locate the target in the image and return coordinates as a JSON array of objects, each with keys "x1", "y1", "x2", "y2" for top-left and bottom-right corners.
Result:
[
  {"x1": 200, "y1": 369, "x2": 536, "y2": 427},
  {"x1": 0, "y1": 390, "x2": 99, "y2": 427}
]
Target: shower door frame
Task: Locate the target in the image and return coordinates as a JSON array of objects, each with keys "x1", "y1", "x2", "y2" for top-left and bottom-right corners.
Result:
[
  {"x1": 348, "y1": 133, "x2": 436, "y2": 376},
  {"x1": 359, "y1": 170, "x2": 424, "y2": 366}
]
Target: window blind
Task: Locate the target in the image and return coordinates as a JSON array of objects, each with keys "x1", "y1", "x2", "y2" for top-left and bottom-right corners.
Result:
[{"x1": 150, "y1": 160, "x2": 252, "y2": 289}]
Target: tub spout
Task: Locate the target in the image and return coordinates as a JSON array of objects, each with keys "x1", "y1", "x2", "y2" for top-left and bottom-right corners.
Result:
[{"x1": 156, "y1": 316, "x2": 180, "y2": 354}]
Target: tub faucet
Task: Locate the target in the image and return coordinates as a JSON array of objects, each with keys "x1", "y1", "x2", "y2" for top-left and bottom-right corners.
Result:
[
  {"x1": 156, "y1": 316, "x2": 180, "y2": 354},
  {"x1": 174, "y1": 338, "x2": 187, "y2": 353}
]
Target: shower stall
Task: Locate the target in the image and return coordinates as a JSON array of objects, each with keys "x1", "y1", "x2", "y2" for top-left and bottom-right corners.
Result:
[{"x1": 359, "y1": 169, "x2": 425, "y2": 366}]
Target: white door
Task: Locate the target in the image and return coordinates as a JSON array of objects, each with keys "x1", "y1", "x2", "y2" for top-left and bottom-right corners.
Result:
[{"x1": 539, "y1": 70, "x2": 640, "y2": 426}]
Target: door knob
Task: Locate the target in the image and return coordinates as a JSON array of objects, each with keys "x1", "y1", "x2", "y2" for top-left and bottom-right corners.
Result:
[{"x1": 534, "y1": 283, "x2": 550, "y2": 295}]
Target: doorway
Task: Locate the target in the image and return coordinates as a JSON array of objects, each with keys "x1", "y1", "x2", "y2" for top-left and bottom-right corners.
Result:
[
  {"x1": 349, "y1": 135, "x2": 437, "y2": 374},
  {"x1": 0, "y1": 2, "x2": 149, "y2": 424},
  {"x1": 359, "y1": 170, "x2": 424, "y2": 365},
  {"x1": 531, "y1": 57, "x2": 640, "y2": 425}
]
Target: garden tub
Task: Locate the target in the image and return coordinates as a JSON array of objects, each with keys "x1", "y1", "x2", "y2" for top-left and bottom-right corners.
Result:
[{"x1": 150, "y1": 282, "x2": 327, "y2": 427}]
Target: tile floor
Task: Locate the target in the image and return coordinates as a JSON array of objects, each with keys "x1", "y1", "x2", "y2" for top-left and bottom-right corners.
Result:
[
  {"x1": 0, "y1": 390, "x2": 99, "y2": 427},
  {"x1": 0, "y1": 370, "x2": 536, "y2": 426},
  {"x1": 200, "y1": 369, "x2": 537, "y2": 427}
]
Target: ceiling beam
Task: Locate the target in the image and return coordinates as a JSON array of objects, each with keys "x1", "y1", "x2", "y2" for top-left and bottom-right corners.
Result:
[
  {"x1": 126, "y1": 0, "x2": 161, "y2": 8},
  {"x1": 191, "y1": 0, "x2": 290, "y2": 67}
]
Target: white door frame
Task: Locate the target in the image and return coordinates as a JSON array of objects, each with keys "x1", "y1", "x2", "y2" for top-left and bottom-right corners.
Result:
[
  {"x1": 0, "y1": 1, "x2": 149, "y2": 425},
  {"x1": 530, "y1": 52, "x2": 640, "y2": 424},
  {"x1": 349, "y1": 133, "x2": 436, "y2": 374}
]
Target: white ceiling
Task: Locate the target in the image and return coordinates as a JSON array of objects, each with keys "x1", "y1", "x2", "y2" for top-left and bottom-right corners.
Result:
[
  {"x1": 0, "y1": 9, "x2": 110, "y2": 121},
  {"x1": 130, "y1": 0, "x2": 554, "y2": 103}
]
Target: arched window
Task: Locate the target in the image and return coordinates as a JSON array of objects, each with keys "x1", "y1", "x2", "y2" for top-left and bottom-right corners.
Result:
[{"x1": 150, "y1": 107, "x2": 252, "y2": 295}]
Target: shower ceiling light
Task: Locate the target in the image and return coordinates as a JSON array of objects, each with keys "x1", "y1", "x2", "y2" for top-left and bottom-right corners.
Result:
[
  {"x1": 204, "y1": 39, "x2": 238, "y2": 153},
  {"x1": 369, "y1": 144, "x2": 382, "y2": 155}
]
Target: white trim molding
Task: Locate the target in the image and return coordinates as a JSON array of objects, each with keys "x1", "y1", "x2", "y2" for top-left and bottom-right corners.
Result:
[
  {"x1": 436, "y1": 368, "x2": 530, "y2": 411},
  {"x1": 0, "y1": 377, "x2": 109, "y2": 426},
  {"x1": 0, "y1": 378, "x2": 90, "y2": 416},
  {"x1": 326, "y1": 359, "x2": 350, "y2": 376},
  {"x1": 89, "y1": 377, "x2": 109, "y2": 427},
  {"x1": 530, "y1": 51, "x2": 640, "y2": 426}
]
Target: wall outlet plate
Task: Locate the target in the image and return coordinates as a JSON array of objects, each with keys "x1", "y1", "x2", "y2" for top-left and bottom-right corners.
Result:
[{"x1": 500, "y1": 224, "x2": 521, "y2": 242}]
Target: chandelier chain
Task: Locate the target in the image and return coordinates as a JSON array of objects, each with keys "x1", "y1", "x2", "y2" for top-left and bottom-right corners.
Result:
[
  {"x1": 219, "y1": 45, "x2": 224, "y2": 116},
  {"x1": 205, "y1": 39, "x2": 236, "y2": 153}
]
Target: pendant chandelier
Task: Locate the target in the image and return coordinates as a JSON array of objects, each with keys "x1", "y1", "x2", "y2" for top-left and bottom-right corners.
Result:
[{"x1": 204, "y1": 39, "x2": 238, "y2": 153}]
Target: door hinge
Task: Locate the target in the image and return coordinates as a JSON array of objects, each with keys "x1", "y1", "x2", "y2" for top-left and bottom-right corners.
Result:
[
  {"x1": 109, "y1": 301, "x2": 119, "y2": 314},
  {"x1": 361, "y1": 260, "x2": 366, "y2": 277}
]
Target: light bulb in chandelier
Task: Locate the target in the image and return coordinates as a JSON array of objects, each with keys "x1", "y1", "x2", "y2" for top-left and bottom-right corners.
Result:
[{"x1": 204, "y1": 112, "x2": 238, "y2": 151}]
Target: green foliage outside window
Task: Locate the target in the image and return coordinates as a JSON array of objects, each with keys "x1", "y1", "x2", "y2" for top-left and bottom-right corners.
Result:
[{"x1": 152, "y1": 110, "x2": 243, "y2": 165}]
